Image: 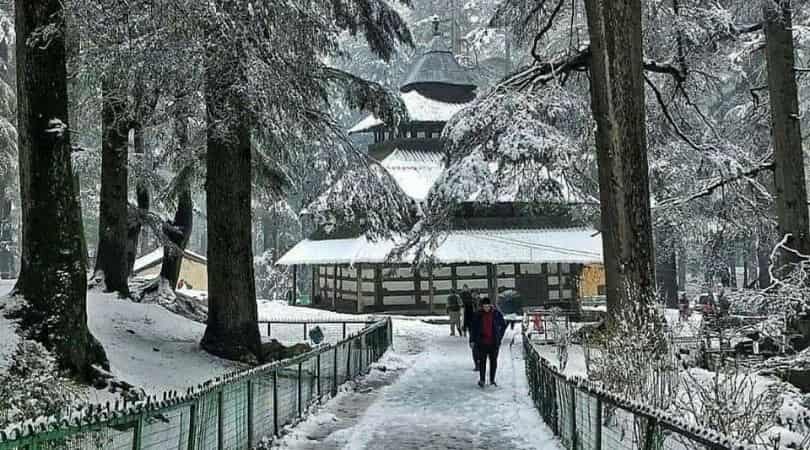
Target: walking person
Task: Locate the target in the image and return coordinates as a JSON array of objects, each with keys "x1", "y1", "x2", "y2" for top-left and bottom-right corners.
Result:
[
  {"x1": 470, "y1": 297, "x2": 507, "y2": 388},
  {"x1": 460, "y1": 285, "x2": 478, "y2": 368},
  {"x1": 446, "y1": 289, "x2": 463, "y2": 336}
]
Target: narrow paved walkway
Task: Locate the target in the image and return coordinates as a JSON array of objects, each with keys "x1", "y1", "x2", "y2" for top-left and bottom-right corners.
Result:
[{"x1": 272, "y1": 319, "x2": 560, "y2": 450}]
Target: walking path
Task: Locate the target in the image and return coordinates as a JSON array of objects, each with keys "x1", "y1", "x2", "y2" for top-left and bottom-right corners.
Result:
[{"x1": 272, "y1": 319, "x2": 561, "y2": 450}]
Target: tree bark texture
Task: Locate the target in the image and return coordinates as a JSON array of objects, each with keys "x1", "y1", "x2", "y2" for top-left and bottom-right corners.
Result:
[
  {"x1": 94, "y1": 78, "x2": 130, "y2": 295},
  {"x1": 13, "y1": 0, "x2": 107, "y2": 378},
  {"x1": 764, "y1": 0, "x2": 810, "y2": 267},
  {"x1": 200, "y1": 35, "x2": 261, "y2": 362},
  {"x1": 584, "y1": 0, "x2": 657, "y2": 316},
  {"x1": 0, "y1": 32, "x2": 15, "y2": 279}
]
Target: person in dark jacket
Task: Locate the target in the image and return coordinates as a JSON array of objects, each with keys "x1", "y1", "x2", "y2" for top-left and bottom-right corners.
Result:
[
  {"x1": 460, "y1": 285, "x2": 478, "y2": 368},
  {"x1": 446, "y1": 289, "x2": 462, "y2": 336},
  {"x1": 470, "y1": 297, "x2": 507, "y2": 387}
]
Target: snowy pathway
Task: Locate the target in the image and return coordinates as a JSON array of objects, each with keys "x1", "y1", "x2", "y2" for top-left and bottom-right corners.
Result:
[{"x1": 274, "y1": 319, "x2": 561, "y2": 450}]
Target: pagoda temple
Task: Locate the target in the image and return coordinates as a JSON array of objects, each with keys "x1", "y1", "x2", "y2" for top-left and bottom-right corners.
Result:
[{"x1": 278, "y1": 18, "x2": 605, "y2": 313}]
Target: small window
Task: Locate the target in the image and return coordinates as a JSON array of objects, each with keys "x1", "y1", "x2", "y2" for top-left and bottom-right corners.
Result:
[
  {"x1": 561, "y1": 263, "x2": 570, "y2": 274},
  {"x1": 549, "y1": 290, "x2": 560, "y2": 300},
  {"x1": 548, "y1": 276, "x2": 559, "y2": 286},
  {"x1": 548, "y1": 264, "x2": 558, "y2": 275},
  {"x1": 562, "y1": 289, "x2": 573, "y2": 299},
  {"x1": 417, "y1": 131, "x2": 426, "y2": 138}
]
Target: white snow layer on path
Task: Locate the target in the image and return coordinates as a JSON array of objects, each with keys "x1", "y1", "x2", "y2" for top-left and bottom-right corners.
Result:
[{"x1": 274, "y1": 319, "x2": 561, "y2": 450}]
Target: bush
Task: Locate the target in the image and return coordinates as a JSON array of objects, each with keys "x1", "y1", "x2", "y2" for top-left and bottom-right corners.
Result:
[{"x1": 0, "y1": 340, "x2": 83, "y2": 427}]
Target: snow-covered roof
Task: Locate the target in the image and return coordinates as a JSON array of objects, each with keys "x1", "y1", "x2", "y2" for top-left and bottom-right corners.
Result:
[
  {"x1": 380, "y1": 149, "x2": 444, "y2": 201},
  {"x1": 400, "y1": 35, "x2": 476, "y2": 92},
  {"x1": 133, "y1": 247, "x2": 207, "y2": 273},
  {"x1": 348, "y1": 91, "x2": 472, "y2": 134},
  {"x1": 276, "y1": 228, "x2": 602, "y2": 266}
]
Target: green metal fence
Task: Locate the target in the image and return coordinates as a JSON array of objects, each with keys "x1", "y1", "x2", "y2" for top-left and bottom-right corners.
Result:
[
  {"x1": 523, "y1": 332, "x2": 749, "y2": 450},
  {"x1": 0, "y1": 318, "x2": 393, "y2": 450}
]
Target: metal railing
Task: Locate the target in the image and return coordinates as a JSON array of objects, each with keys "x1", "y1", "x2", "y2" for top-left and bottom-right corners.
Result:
[
  {"x1": 258, "y1": 319, "x2": 375, "y2": 342},
  {"x1": 0, "y1": 318, "x2": 393, "y2": 450},
  {"x1": 523, "y1": 332, "x2": 747, "y2": 450}
]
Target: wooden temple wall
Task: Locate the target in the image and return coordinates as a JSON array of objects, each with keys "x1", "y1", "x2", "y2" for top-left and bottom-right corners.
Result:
[{"x1": 309, "y1": 262, "x2": 602, "y2": 313}]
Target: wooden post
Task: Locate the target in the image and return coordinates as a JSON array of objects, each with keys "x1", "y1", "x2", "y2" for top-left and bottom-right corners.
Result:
[
  {"x1": 450, "y1": 264, "x2": 457, "y2": 290},
  {"x1": 356, "y1": 263, "x2": 364, "y2": 313},
  {"x1": 428, "y1": 267, "x2": 435, "y2": 314},
  {"x1": 292, "y1": 264, "x2": 298, "y2": 305},
  {"x1": 342, "y1": 322, "x2": 347, "y2": 340},
  {"x1": 267, "y1": 322, "x2": 271, "y2": 338},
  {"x1": 487, "y1": 264, "x2": 498, "y2": 305},
  {"x1": 374, "y1": 264, "x2": 384, "y2": 308},
  {"x1": 303, "y1": 322, "x2": 308, "y2": 341},
  {"x1": 312, "y1": 265, "x2": 318, "y2": 305},
  {"x1": 332, "y1": 265, "x2": 337, "y2": 310},
  {"x1": 414, "y1": 265, "x2": 422, "y2": 305}
]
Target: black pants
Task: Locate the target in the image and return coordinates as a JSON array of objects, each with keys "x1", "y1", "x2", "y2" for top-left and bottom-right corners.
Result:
[{"x1": 477, "y1": 343, "x2": 499, "y2": 383}]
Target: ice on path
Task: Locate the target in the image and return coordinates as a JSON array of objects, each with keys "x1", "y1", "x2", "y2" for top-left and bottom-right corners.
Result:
[{"x1": 273, "y1": 319, "x2": 561, "y2": 450}]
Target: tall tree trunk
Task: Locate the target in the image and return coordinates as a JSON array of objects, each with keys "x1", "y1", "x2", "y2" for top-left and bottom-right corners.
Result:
[
  {"x1": 200, "y1": 35, "x2": 261, "y2": 362},
  {"x1": 0, "y1": 31, "x2": 15, "y2": 279},
  {"x1": 262, "y1": 212, "x2": 273, "y2": 254},
  {"x1": 757, "y1": 235, "x2": 773, "y2": 288},
  {"x1": 656, "y1": 248, "x2": 678, "y2": 308},
  {"x1": 584, "y1": 0, "x2": 656, "y2": 316},
  {"x1": 161, "y1": 189, "x2": 193, "y2": 289},
  {"x1": 677, "y1": 248, "x2": 687, "y2": 292},
  {"x1": 764, "y1": 0, "x2": 810, "y2": 269},
  {"x1": 126, "y1": 122, "x2": 150, "y2": 276},
  {"x1": 13, "y1": 0, "x2": 107, "y2": 378},
  {"x1": 159, "y1": 116, "x2": 193, "y2": 290},
  {"x1": 94, "y1": 78, "x2": 130, "y2": 295}
]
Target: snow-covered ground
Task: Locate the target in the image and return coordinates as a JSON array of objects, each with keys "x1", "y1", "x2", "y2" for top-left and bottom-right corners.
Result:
[
  {"x1": 87, "y1": 291, "x2": 241, "y2": 394},
  {"x1": 272, "y1": 319, "x2": 560, "y2": 450}
]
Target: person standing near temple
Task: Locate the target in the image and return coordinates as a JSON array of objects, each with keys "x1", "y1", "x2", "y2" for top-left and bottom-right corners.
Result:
[
  {"x1": 470, "y1": 297, "x2": 507, "y2": 387},
  {"x1": 446, "y1": 289, "x2": 463, "y2": 336}
]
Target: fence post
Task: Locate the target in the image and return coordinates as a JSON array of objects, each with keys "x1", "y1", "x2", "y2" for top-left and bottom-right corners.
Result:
[
  {"x1": 569, "y1": 384, "x2": 576, "y2": 449},
  {"x1": 346, "y1": 338, "x2": 352, "y2": 380},
  {"x1": 594, "y1": 396, "x2": 602, "y2": 450},
  {"x1": 132, "y1": 414, "x2": 144, "y2": 450},
  {"x1": 332, "y1": 346, "x2": 338, "y2": 396},
  {"x1": 298, "y1": 362, "x2": 303, "y2": 418},
  {"x1": 217, "y1": 390, "x2": 224, "y2": 450},
  {"x1": 267, "y1": 322, "x2": 271, "y2": 337},
  {"x1": 304, "y1": 323, "x2": 308, "y2": 341},
  {"x1": 643, "y1": 416, "x2": 658, "y2": 450},
  {"x1": 187, "y1": 401, "x2": 198, "y2": 450},
  {"x1": 273, "y1": 370, "x2": 279, "y2": 437},
  {"x1": 342, "y1": 322, "x2": 347, "y2": 340},
  {"x1": 247, "y1": 380, "x2": 254, "y2": 448},
  {"x1": 317, "y1": 352, "x2": 322, "y2": 401}
]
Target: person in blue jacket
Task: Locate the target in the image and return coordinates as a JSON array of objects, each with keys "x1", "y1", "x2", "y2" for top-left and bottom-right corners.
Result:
[{"x1": 469, "y1": 297, "x2": 507, "y2": 388}]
